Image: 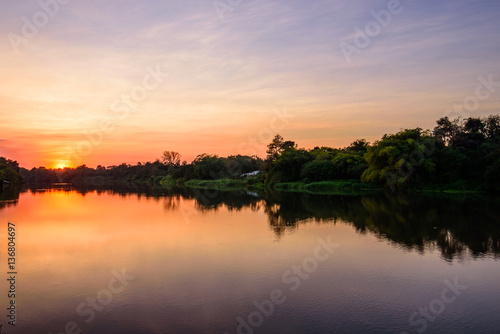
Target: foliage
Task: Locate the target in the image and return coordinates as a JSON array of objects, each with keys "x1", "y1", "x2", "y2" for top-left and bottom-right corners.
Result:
[
  {"x1": 300, "y1": 160, "x2": 335, "y2": 181},
  {"x1": 0, "y1": 157, "x2": 24, "y2": 188},
  {"x1": 266, "y1": 148, "x2": 314, "y2": 183},
  {"x1": 185, "y1": 179, "x2": 247, "y2": 189},
  {"x1": 332, "y1": 151, "x2": 368, "y2": 179},
  {"x1": 16, "y1": 113, "x2": 500, "y2": 193},
  {"x1": 361, "y1": 128, "x2": 436, "y2": 189},
  {"x1": 432, "y1": 115, "x2": 500, "y2": 190},
  {"x1": 265, "y1": 134, "x2": 297, "y2": 169},
  {"x1": 193, "y1": 154, "x2": 226, "y2": 180},
  {"x1": 192, "y1": 154, "x2": 263, "y2": 180},
  {"x1": 21, "y1": 161, "x2": 167, "y2": 185}
]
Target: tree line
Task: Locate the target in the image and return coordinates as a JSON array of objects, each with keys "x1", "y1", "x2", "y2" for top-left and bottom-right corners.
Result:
[
  {"x1": 18, "y1": 154, "x2": 264, "y2": 186},
  {"x1": 8, "y1": 114, "x2": 500, "y2": 192},
  {"x1": 263, "y1": 115, "x2": 500, "y2": 191},
  {"x1": 0, "y1": 157, "x2": 23, "y2": 189}
]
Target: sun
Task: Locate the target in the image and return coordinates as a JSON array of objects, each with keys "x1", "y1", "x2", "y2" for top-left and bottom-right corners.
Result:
[{"x1": 52, "y1": 162, "x2": 70, "y2": 169}]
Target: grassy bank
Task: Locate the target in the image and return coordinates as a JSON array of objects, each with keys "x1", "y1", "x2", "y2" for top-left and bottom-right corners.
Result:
[
  {"x1": 274, "y1": 180, "x2": 381, "y2": 195},
  {"x1": 175, "y1": 178, "x2": 382, "y2": 195},
  {"x1": 159, "y1": 176, "x2": 184, "y2": 187},
  {"x1": 162, "y1": 177, "x2": 486, "y2": 196},
  {"x1": 184, "y1": 179, "x2": 248, "y2": 190}
]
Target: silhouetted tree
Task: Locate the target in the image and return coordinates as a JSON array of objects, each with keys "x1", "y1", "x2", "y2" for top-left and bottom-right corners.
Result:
[
  {"x1": 161, "y1": 151, "x2": 181, "y2": 167},
  {"x1": 266, "y1": 134, "x2": 284, "y2": 162},
  {"x1": 0, "y1": 157, "x2": 24, "y2": 188}
]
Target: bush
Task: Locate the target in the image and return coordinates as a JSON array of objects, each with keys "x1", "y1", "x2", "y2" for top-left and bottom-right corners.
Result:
[{"x1": 300, "y1": 160, "x2": 335, "y2": 181}]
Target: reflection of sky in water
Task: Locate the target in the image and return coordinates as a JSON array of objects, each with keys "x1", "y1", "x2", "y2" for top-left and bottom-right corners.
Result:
[{"x1": 0, "y1": 189, "x2": 499, "y2": 333}]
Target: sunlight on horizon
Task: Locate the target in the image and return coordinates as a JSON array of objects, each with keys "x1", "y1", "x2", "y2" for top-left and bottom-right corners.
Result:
[{"x1": 1, "y1": 1, "x2": 499, "y2": 168}]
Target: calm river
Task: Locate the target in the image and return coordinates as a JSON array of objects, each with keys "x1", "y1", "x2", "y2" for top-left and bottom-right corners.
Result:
[{"x1": 0, "y1": 185, "x2": 499, "y2": 333}]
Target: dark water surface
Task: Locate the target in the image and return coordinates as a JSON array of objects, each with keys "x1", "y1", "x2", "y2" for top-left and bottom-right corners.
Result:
[{"x1": 0, "y1": 185, "x2": 499, "y2": 334}]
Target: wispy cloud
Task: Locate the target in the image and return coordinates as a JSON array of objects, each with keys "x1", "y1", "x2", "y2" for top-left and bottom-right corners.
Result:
[{"x1": 1, "y1": 0, "x2": 499, "y2": 167}]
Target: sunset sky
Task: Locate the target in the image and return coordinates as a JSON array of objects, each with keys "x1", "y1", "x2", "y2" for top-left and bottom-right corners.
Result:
[{"x1": 1, "y1": 0, "x2": 500, "y2": 168}]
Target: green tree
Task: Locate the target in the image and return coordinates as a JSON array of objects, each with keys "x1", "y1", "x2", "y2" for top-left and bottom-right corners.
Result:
[
  {"x1": 266, "y1": 135, "x2": 296, "y2": 162},
  {"x1": 362, "y1": 129, "x2": 436, "y2": 190},
  {"x1": 267, "y1": 148, "x2": 313, "y2": 183},
  {"x1": 266, "y1": 134, "x2": 284, "y2": 162},
  {"x1": 346, "y1": 139, "x2": 369, "y2": 153},
  {"x1": 193, "y1": 154, "x2": 226, "y2": 180},
  {"x1": 433, "y1": 116, "x2": 461, "y2": 146},
  {"x1": 225, "y1": 155, "x2": 263, "y2": 177},
  {"x1": 332, "y1": 151, "x2": 368, "y2": 179},
  {"x1": 300, "y1": 160, "x2": 335, "y2": 181},
  {"x1": 309, "y1": 146, "x2": 338, "y2": 161},
  {"x1": 485, "y1": 149, "x2": 500, "y2": 191},
  {"x1": 0, "y1": 157, "x2": 24, "y2": 188},
  {"x1": 464, "y1": 117, "x2": 485, "y2": 135},
  {"x1": 484, "y1": 115, "x2": 500, "y2": 138}
]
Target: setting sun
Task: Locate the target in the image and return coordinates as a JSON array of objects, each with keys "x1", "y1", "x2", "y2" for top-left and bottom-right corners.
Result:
[{"x1": 52, "y1": 163, "x2": 69, "y2": 169}]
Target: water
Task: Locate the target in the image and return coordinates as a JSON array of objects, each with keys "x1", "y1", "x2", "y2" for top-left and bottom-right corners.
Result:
[{"x1": 0, "y1": 185, "x2": 499, "y2": 333}]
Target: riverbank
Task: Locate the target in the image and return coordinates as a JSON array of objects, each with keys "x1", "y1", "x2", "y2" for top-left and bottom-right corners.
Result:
[
  {"x1": 184, "y1": 179, "x2": 250, "y2": 190},
  {"x1": 161, "y1": 177, "x2": 489, "y2": 196},
  {"x1": 161, "y1": 177, "x2": 381, "y2": 195},
  {"x1": 273, "y1": 180, "x2": 381, "y2": 195},
  {"x1": 44, "y1": 175, "x2": 488, "y2": 196}
]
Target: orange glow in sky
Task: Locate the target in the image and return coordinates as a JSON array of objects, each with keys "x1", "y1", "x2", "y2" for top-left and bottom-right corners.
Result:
[{"x1": 1, "y1": 2, "x2": 499, "y2": 168}]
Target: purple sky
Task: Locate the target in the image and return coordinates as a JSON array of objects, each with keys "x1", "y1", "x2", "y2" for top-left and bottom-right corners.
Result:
[{"x1": 1, "y1": 0, "x2": 499, "y2": 168}]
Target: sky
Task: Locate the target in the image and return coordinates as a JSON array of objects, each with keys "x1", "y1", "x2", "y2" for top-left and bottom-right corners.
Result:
[{"x1": 1, "y1": 0, "x2": 500, "y2": 168}]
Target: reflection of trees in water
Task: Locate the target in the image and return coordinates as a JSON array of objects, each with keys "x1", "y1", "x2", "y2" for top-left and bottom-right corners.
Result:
[
  {"x1": 163, "y1": 194, "x2": 182, "y2": 211},
  {"x1": 262, "y1": 192, "x2": 500, "y2": 261},
  {"x1": 11, "y1": 184, "x2": 500, "y2": 261},
  {"x1": 264, "y1": 203, "x2": 304, "y2": 238},
  {"x1": 261, "y1": 191, "x2": 369, "y2": 239},
  {"x1": 0, "y1": 187, "x2": 20, "y2": 210},
  {"x1": 160, "y1": 189, "x2": 266, "y2": 214},
  {"x1": 188, "y1": 188, "x2": 263, "y2": 214},
  {"x1": 366, "y1": 194, "x2": 500, "y2": 261}
]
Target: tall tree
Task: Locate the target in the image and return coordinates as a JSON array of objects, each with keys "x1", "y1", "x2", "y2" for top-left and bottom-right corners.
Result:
[
  {"x1": 266, "y1": 134, "x2": 284, "y2": 162},
  {"x1": 433, "y1": 116, "x2": 460, "y2": 146},
  {"x1": 266, "y1": 135, "x2": 296, "y2": 162},
  {"x1": 161, "y1": 151, "x2": 181, "y2": 167}
]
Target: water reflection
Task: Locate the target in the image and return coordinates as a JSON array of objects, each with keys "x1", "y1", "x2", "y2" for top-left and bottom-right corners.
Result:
[
  {"x1": 2, "y1": 184, "x2": 499, "y2": 333},
  {"x1": 0, "y1": 186, "x2": 20, "y2": 210},
  {"x1": 162, "y1": 186, "x2": 500, "y2": 261},
  {"x1": 258, "y1": 191, "x2": 500, "y2": 261},
  {"x1": 13, "y1": 184, "x2": 500, "y2": 261}
]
